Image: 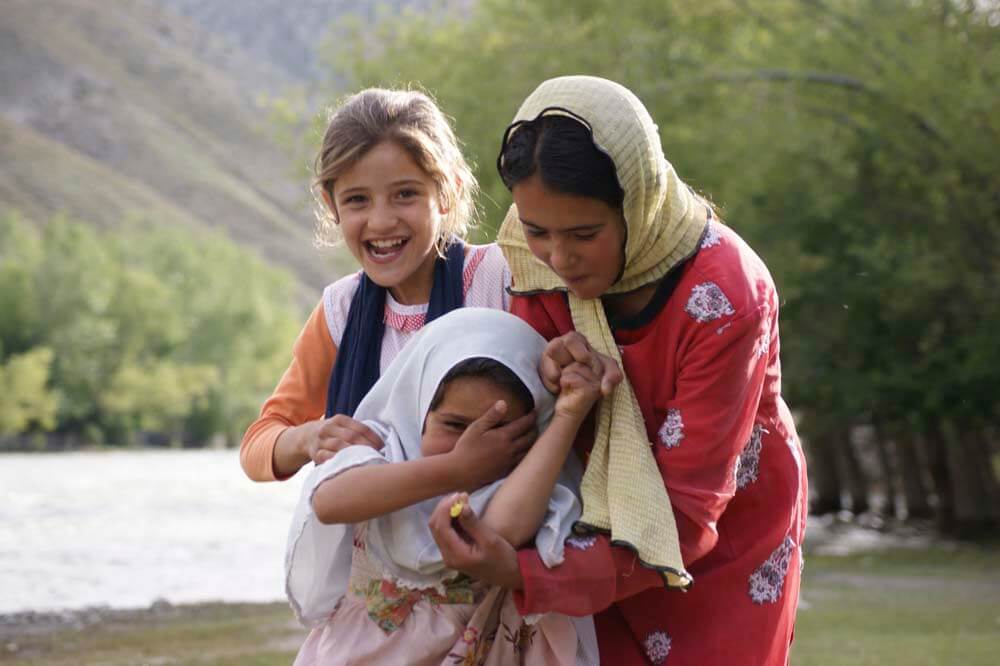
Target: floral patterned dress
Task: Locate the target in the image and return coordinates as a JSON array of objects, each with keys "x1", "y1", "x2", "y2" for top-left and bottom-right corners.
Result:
[
  {"x1": 294, "y1": 527, "x2": 582, "y2": 666},
  {"x1": 510, "y1": 221, "x2": 809, "y2": 665}
]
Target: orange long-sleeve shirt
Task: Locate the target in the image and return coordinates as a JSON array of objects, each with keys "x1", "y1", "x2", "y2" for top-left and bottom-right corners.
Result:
[{"x1": 240, "y1": 300, "x2": 334, "y2": 481}]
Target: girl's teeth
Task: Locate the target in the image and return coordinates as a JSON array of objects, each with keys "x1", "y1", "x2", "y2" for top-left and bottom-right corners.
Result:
[{"x1": 369, "y1": 239, "x2": 405, "y2": 250}]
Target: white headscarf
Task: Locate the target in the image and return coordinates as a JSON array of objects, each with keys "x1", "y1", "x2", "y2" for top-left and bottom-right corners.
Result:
[{"x1": 285, "y1": 308, "x2": 583, "y2": 626}]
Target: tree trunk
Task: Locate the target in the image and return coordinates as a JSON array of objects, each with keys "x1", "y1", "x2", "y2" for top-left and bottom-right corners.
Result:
[
  {"x1": 805, "y1": 430, "x2": 844, "y2": 515},
  {"x1": 871, "y1": 421, "x2": 900, "y2": 518},
  {"x1": 898, "y1": 432, "x2": 932, "y2": 520},
  {"x1": 971, "y1": 431, "x2": 1000, "y2": 522},
  {"x1": 838, "y1": 425, "x2": 869, "y2": 514},
  {"x1": 940, "y1": 422, "x2": 993, "y2": 537},
  {"x1": 925, "y1": 425, "x2": 955, "y2": 532}
]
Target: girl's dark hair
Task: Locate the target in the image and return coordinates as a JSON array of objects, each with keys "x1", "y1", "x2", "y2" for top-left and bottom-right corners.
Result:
[
  {"x1": 428, "y1": 357, "x2": 534, "y2": 414},
  {"x1": 497, "y1": 114, "x2": 624, "y2": 210}
]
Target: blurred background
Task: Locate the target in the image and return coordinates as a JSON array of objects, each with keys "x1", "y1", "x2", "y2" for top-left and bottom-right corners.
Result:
[{"x1": 1, "y1": 1, "x2": 998, "y2": 664}]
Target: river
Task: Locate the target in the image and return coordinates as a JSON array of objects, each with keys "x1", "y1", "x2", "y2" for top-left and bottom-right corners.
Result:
[{"x1": 0, "y1": 449, "x2": 302, "y2": 614}]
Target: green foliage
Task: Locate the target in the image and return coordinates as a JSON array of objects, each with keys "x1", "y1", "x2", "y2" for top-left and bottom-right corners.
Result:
[
  {"x1": 0, "y1": 347, "x2": 58, "y2": 435},
  {"x1": 317, "y1": 0, "x2": 999, "y2": 439},
  {"x1": 0, "y1": 211, "x2": 303, "y2": 446}
]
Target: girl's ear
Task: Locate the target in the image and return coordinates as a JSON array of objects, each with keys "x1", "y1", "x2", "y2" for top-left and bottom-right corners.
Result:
[
  {"x1": 439, "y1": 174, "x2": 462, "y2": 216},
  {"x1": 321, "y1": 187, "x2": 339, "y2": 224}
]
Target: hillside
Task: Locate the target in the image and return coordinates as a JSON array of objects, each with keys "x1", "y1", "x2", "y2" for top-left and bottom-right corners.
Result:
[
  {"x1": 154, "y1": 0, "x2": 453, "y2": 83},
  {"x1": 0, "y1": 0, "x2": 349, "y2": 290}
]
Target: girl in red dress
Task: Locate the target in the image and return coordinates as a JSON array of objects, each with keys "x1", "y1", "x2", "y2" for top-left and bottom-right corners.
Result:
[{"x1": 429, "y1": 76, "x2": 808, "y2": 665}]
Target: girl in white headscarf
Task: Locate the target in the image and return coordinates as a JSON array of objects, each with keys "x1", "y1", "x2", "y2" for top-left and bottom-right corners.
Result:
[{"x1": 285, "y1": 307, "x2": 603, "y2": 665}]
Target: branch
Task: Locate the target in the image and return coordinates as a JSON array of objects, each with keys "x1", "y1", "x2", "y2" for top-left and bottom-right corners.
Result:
[{"x1": 650, "y1": 69, "x2": 944, "y2": 143}]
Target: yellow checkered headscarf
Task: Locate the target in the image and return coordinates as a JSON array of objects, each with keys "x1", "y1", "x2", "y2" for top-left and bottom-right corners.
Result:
[{"x1": 497, "y1": 76, "x2": 705, "y2": 588}]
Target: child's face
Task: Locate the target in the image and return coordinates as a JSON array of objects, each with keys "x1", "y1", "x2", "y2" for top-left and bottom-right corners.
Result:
[
  {"x1": 421, "y1": 376, "x2": 532, "y2": 458},
  {"x1": 512, "y1": 174, "x2": 627, "y2": 300},
  {"x1": 326, "y1": 140, "x2": 445, "y2": 306}
]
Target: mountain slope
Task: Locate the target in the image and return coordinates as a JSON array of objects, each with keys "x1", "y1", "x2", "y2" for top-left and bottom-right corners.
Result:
[{"x1": 0, "y1": 0, "x2": 347, "y2": 289}]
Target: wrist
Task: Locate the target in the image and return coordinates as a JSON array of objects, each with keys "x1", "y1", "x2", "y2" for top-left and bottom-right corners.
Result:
[
  {"x1": 429, "y1": 452, "x2": 466, "y2": 493},
  {"x1": 296, "y1": 419, "x2": 323, "y2": 460},
  {"x1": 550, "y1": 409, "x2": 587, "y2": 429}
]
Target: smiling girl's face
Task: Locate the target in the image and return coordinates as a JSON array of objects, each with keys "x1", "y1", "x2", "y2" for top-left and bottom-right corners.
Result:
[
  {"x1": 325, "y1": 140, "x2": 445, "y2": 306},
  {"x1": 421, "y1": 376, "x2": 532, "y2": 458},
  {"x1": 512, "y1": 174, "x2": 627, "y2": 300}
]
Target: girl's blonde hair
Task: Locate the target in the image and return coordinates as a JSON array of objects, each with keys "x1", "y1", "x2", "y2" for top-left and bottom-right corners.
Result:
[{"x1": 313, "y1": 88, "x2": 478, "y2": 253}]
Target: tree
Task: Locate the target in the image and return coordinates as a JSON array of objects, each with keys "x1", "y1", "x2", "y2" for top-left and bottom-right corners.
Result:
[{"x1": 314, "y1": 0, "x2": 1000, "y2": 532}]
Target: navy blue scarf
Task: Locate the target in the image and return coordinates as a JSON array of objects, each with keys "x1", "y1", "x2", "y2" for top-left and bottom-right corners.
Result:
[{"x1": 325, "y1": 240, "x2": 466, "y2": 418}]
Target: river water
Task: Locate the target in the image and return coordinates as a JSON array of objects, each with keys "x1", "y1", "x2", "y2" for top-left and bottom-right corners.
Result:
[{"x1": 0, "y1": 449, "x2": 302, "y2": 613}]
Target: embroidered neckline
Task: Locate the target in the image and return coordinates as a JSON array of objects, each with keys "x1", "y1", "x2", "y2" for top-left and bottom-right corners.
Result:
[{"x1": 382, "y1": 246, "x2": 487, "y2": 332}]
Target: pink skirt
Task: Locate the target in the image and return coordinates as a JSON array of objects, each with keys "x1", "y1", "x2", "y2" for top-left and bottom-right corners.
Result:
[{"x1": 295, "y1": 585, "x2": 578, "y2": 665}]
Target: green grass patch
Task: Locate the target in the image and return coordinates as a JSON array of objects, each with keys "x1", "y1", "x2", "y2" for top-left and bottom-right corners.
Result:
[
  {"x1": 792, "y1": 545, "x2": 1000, "y2": 665},
  {"x1": 0, "y1": 603, "x2": 304, "y2": 666}
]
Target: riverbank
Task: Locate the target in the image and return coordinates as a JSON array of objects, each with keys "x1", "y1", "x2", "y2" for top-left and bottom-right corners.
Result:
[
  {"x1": 0, "y1": 601, "x2": 306, "y2": 665},
  {"x1": 3, "y1": 542, "x2": 998, "y2": 666}
]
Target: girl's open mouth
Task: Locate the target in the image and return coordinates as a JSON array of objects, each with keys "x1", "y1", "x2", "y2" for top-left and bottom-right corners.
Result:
[{"x1": 365, "y1": 237, "x2": 408, "y2": 262}]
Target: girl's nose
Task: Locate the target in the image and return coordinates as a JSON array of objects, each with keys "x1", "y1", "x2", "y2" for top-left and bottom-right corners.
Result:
[
  {"x1": 549, "y1": 241, "x2": 575, "y2": 272},
  {"x1": 367, "y1": 200, "x2": 396, "y2": 232}
]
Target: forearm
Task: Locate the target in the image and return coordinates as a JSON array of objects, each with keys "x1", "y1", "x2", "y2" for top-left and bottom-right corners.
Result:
[
  {"x1": 481, "y1": 414, "x2": 581, "y2": 548},
  {"x1": 312, "y1": 454, "x2": 459, "y2": 524},
  {"x1": 514, "y1": 536, "x2": 663, "y2": 615},
  {"x1": 272, "y1": 420, "x2": 319, "y2": 479}
]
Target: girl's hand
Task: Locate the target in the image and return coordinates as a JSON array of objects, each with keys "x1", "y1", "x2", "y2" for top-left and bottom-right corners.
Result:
[
  {"x1": 445, "y1": 401, "x2": 536, "y2": 491},
  {"x1": 429, "y1": 493, "x2": 524, "y2": 589},
  {"x1": 554, "y1": 361, "x2": 604, "y2": 421},
  {"x1": 308, "y1": 414, "x2": 383, "y2": 464},
  {"x1": 540, "y1": 331, "x2": 623, "y2": 397}
]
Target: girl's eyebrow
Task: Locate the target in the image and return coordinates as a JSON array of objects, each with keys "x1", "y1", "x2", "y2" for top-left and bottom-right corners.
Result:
[
  {"x1": 520, "y1": 219, "x2": 605, "y2": 233},
  {"x1": 338, "y1": 179, "x2": 424, "y2": 197},
  {"x1": 337, "y1": 185, "x2": 368, "y2": 196},
  {"x1": 389, "y1": 178, "x2": 426, "y2": 188},
  {"x1": 434, "y1": 412, "x2": 471, "y2": 422}
]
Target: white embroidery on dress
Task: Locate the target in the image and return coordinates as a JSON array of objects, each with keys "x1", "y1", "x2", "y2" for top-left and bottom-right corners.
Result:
[
  {"x1": 735, "y1": 424, "x2": 768, "y2": 490},
  {"x1": 658, "y1": 408, "x2": 684, "y2": 449},
  {"x1": 757, "y1": 326, "x2": 771, "y2": 359},
  {"x1": 685, "y1": 282, "x2": 735, "y2": 323},
  {"x1": 701, "y1": 223, "x2": 722, "y2": 249},
  {"x1": 749, "y1": 536, "x2": 796, "y2": 604},
  {"x1": 644, "y1": 630, "x2": 672, "y2": 664},
  {"x1": 566, "y1": 534, "x2": 597, "y2": 551}
]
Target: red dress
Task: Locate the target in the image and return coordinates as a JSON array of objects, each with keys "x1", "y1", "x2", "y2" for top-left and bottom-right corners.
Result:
[{"x1": 511, "y1": 222, "x2": 808, "y2": 665}]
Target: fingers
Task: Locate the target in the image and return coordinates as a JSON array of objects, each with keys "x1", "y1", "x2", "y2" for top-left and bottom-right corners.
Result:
[
  {"x1": 453, "y1": 499, "x2": 487, "y2": 539},
  {"x1": 543, "y1": 333, "x2": 624, "y2": 397},
  {"x1": 496, "y1": 410, "x2": 536, "y2": 439},
  {"x1": 539, "y1": 353, "x2": 562, "y2": 393},
  {"x1": 312, "y1": 416, "x2": 384, "y2": 463},
  {"x1": 429, "y1": 493, "x2": 479, "y2": 568},
  {"x1": 511, "y1": 429, "x2": 536, "y2": 453},
  {"x1": 597, "y1": 353, "x2": 624, "y2": 396},
  {"x1": 465, "y1": 400, "x2": 509, "y2": 438},
  {"x1": 347, "y1": 420, "x2": 383, "y2": 448},
  {"x1": 543, "y1": 336, "x2": 577, "y2": 370},
  {"x1": 560, "y1": 332, "x2": 594, "y2": 365}
]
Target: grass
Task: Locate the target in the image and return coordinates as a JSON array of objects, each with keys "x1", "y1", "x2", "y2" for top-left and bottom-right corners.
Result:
[
  {"x1": 791, "y1": 545, "x2": 1000, "y2": 665},
  {"x1": 0, "y1": 603, "x2": 305, "y2": 666},
  {"x1": 3, "y1": 546, "x2": 997, "y2": 665}
]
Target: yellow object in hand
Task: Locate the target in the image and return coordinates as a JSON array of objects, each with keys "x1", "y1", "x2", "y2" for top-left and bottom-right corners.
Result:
[{"x1": 449, "y1": 500, "x2": 464, "y2": 519}]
